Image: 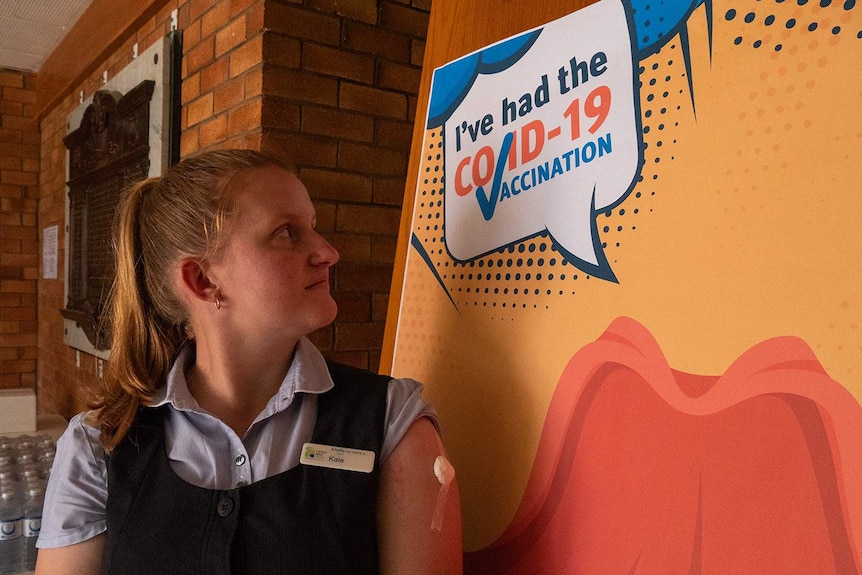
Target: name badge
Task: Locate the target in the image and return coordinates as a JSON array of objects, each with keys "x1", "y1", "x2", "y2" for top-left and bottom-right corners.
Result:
[{"x1": 300, "y1": 442, "x2": 376, "y2": 473}]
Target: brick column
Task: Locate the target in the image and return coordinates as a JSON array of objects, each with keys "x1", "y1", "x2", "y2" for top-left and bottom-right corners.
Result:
[
  {"x1": 261, "y1": 0, "x2": 430, "y2": 370},
  {"x1": 0, "y1": 68, "x2": 39, "y2": 389}
]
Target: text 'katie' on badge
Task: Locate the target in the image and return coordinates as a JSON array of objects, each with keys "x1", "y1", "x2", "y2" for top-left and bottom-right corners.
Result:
[{"x1": 300, "y1": 443, "x2": 376, "y2": 473}]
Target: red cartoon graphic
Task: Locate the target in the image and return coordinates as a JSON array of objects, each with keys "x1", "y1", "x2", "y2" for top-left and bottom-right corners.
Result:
[{"x1": 465, "y1": 317, "x2": 862, "y2": 574}]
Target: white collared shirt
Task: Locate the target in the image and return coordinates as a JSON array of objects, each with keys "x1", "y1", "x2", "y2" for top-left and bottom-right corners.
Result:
[{"x1": 37, "y1": 338, "x2": 436, "y2": 549}]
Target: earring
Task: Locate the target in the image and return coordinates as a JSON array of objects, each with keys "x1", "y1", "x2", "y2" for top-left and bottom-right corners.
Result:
[{"x1": 215, "y1": 298, "x2": 222, "y2": 310}]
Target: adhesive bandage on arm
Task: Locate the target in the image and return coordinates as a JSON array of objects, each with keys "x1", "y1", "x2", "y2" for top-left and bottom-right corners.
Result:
[{"x1": 431, "y1": 448, "x2": 455, "y2": 532}]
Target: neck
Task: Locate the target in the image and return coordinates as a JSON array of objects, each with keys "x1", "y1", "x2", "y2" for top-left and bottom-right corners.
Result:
[{"x1": 185, "y1": 335, "x2": 299, "y2": 437}]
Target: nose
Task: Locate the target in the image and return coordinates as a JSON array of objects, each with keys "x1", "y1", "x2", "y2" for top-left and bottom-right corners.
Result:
[{"x1": 312, "y1": 231, "x2": 339, "y2": 267}]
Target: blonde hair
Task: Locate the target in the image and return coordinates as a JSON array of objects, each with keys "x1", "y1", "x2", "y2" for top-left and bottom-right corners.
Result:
[{"x1": 94, "y1": 149, "x2": 287, "y2": 451}]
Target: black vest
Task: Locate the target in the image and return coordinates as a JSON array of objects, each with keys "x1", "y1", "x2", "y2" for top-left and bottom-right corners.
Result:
[{"x1": 103, "y1": 361, "x2": 391, "y2": 575}]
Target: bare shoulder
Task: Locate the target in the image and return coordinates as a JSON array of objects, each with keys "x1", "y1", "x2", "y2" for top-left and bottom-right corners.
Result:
[{"x1": 378, "y1": 418, "x2": 463, "y2": 575}]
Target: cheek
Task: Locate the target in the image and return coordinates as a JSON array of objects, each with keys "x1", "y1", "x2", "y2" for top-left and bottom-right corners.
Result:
[
  {"x1": 261, "y1": 262, "x2": 305, "y2": 294},
  {"x1": 230, "y1": 253, "x2": 283, "y2": 280},
  {"x1": 224, "y1": 252, "x2": 307, "y2": 298}
]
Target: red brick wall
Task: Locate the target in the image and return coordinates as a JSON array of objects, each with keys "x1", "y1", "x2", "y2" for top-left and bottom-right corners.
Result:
[
  {"x1": 0, "y1": 68, "x2": 39, "y2": 390},
  {"x1": 179, "y1": 0, "x2": 264, "y2": 153},
  {"x1": 34, "y1": 0, "x2": 429, "y2": 417}
]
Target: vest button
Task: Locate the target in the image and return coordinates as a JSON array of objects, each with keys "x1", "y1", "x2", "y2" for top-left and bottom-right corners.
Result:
[
  {"x1": 217, "y1": 497, "x2": 235, "y2": 517},
  {"x1": 235, "y1": 454, "x2": 246, "y2": 466}
]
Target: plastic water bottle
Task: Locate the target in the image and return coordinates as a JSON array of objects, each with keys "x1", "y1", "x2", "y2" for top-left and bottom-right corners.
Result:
[
  {"x1": 0, "y1": 433, "x2": 54, "y2": 573},
  {"x1": 0, "y1": 468, "x2": 14, "y2": 487},
  {"x1": 22, "y1": 486, "x2": 43, "y2": 571},
  {"x1": 0, "y1": 488, "x2": 23, "y2": 575}
]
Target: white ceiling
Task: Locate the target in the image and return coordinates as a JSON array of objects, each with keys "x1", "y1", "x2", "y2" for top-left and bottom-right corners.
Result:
[{"x1": 0, "y1": 0, "x2": 94, "y2": 72}]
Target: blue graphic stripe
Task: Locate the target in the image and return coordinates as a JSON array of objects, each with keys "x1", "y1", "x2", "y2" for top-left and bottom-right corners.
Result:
[
  {"x1": 411, "y1": 233, "x2": 460, "y2": 312},
  {"x1": 679, "y1": 25, "x2": 698, "y2": 120}
]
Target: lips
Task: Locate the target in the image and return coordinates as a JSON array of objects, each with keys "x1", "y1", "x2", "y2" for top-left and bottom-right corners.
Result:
[
  {"x1": 464, "y1": 317, "x2": 862, "y2": 574},
  {"x1": 305, "y1": 276, "x2": 330, "y2": 289}
]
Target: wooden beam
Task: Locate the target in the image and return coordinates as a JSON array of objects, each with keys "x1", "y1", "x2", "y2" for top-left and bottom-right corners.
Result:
[{"x1": 34, "y1": 0, "x2": 169, "y2": 120}]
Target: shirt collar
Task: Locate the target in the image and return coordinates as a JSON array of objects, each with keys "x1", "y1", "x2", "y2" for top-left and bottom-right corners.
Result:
[{"x1": 150, "y1": 337, "x2": 335, "y2": 417}]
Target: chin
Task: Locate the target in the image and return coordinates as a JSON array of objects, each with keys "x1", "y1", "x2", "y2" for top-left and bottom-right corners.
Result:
[
  {"x1": 323, "y1": 308, "x2": 338, "y2": 327},
  {"x1": 317, "y1": 300, "x2": 338, "y2": 329}
]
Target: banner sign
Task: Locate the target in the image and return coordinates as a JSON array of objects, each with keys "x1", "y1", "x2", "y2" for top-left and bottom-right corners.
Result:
[{"x1": 392, "y1": 0, "x2": 862, "y2": 569}]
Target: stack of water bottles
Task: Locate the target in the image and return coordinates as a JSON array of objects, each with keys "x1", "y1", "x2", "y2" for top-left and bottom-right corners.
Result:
[{"x1": 0, "y1": 434, "x2": 55, "y2": 574}]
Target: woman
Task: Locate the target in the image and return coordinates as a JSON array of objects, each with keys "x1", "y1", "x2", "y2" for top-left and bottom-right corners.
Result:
[{"x1": 35, "y1": 150, "x2": 462, "y2": 574}]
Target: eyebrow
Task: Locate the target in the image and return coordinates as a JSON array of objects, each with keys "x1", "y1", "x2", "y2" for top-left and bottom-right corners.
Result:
[
  {"x1": 269, "y1": 210, "x2": 318, "y2": 228},
  {"x1": 271, "y1": 206, "x2": 315, "y2": 219}
]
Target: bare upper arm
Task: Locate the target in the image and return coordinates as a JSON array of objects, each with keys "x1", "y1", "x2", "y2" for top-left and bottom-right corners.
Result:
[
  {"x1": 35, "y1": 533, "x2": 105, "y2": 575},
  {"x1": 377, "y1": 417, "x2": 463, "y2": 575}
]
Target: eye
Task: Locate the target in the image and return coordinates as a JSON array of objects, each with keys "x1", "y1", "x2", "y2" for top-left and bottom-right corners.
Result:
[{"x1": 277, "y1": 224, "x2": 292, "y2": 237}]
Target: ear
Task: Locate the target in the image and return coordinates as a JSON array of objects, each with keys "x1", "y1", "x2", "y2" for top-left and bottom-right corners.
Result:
[{"x1": 177, "y1": 259, "x2": 219, "y2": 305}]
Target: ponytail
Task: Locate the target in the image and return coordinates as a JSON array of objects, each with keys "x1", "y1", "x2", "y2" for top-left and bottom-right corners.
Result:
[{"x1": 92, "y1": 178, "x2": 184, "y2": 451}]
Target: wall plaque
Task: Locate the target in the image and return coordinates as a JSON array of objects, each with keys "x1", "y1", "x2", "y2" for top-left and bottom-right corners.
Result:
[
  {"x1": 63, "y1": 36, "x2": 176, "y2": 357},
  {"x1": 62, "y1": 81, "x2": 154, "y2": 350}
]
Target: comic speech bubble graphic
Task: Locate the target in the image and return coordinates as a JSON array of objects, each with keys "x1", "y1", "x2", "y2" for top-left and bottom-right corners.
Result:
[{"x1": 429, "y1": 0, "x2": 642, "y2": 281}]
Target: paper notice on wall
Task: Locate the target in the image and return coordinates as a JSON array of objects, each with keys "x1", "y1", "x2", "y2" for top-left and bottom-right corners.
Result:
[{"x1": 43, "y1": 224, "x2": 58, "y2": 279}]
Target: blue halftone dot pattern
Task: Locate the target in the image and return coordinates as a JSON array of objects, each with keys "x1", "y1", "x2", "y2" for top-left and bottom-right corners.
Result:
[{"x1": 724, "y1": 0, "x2": 860, "y2": 50}]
